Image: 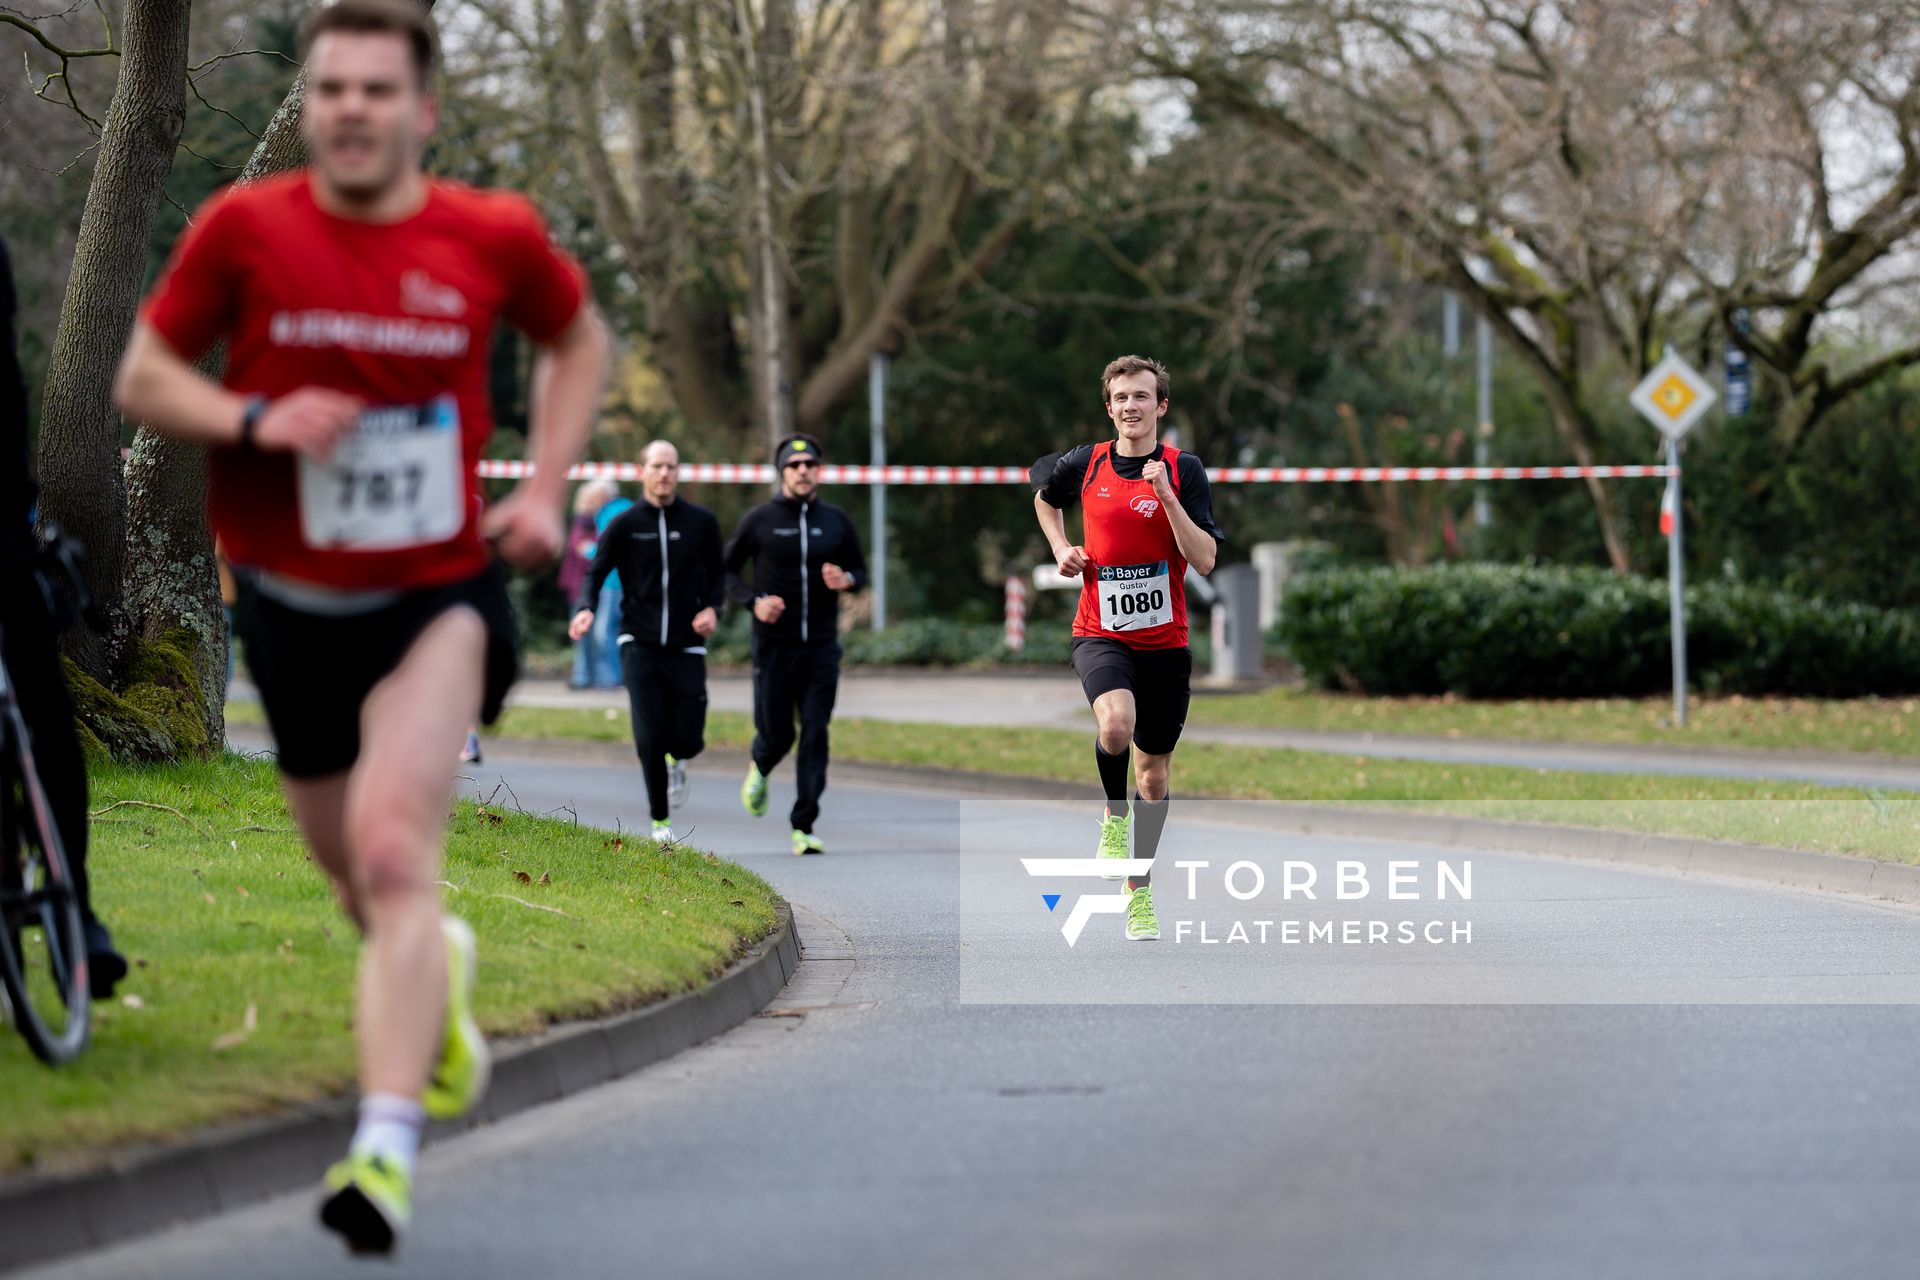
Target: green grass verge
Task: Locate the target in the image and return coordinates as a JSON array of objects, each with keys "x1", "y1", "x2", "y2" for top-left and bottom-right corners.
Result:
[
  {"x1": 1187, "y1": 688, "x2": 1920, "y2": 756},
  {"x1": 479, "y1": 705, "x2": 1920, "y2": 865},
  {"x1": 2, "y1": 753, "x2": 779, "y2": 1173}
]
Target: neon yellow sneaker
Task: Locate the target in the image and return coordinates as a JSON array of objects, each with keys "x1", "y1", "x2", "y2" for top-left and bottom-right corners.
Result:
[
  {"x1": 791, "y1": 829, "x2": 824, "y2": 856},
  {"x1": 741, "y1": 763, "x2": 769, "y2": 817},
  {"x1": 1097, "y1": 810, "x2": 1130, "y2": 880},
  {"x1": 651, "y1": 819, "x2": 676, "y2": 844},
  {"x1": 422, "y1": 916, "x2": 489, "y2": 1122},
  {"x1": 319, "y1": 1150, "x2": 412, "y2": 1256},
  {"x1": 1125, "y1": 883, "x2": 1160, "y2": 941}
]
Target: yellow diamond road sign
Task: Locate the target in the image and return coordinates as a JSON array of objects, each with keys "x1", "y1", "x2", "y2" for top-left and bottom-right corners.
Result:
[{"x1": 1630, "y1": 352, "x2": 1716, "y2": 441}]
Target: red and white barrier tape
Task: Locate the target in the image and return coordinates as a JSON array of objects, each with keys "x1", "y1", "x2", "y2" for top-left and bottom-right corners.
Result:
[{"x1": 473, "y1": 461, "x2": 1676, "y2": 484}]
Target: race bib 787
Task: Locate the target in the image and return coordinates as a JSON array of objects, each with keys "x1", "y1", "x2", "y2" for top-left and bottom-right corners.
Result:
[{"x1": 297, "y1": 394, "x2": 465, "y2": 551}]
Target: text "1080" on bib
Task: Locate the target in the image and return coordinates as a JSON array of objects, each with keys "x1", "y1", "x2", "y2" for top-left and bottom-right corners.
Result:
[{"x1": 1097, "y1": 560, "x2": 1172, "y2": 632}]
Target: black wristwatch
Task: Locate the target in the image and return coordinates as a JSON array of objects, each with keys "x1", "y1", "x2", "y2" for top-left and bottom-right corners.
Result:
[{"x1": 237, "y1": 395, "x2": 269, "y2": 448}]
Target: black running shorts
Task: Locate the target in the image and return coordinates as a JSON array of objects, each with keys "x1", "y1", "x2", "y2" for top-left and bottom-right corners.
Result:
[
  {"x1": 235, "y1": 564, "x2": 519, "y2": 778},
  {"x1": 1069, "y1": 636, "x2": 1193, "y2": 756}
]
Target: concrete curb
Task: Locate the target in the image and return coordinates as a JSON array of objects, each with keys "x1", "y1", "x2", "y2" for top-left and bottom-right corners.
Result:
[
  {"x1": 458, "y1": 734, "x2": 1920, "y2": 909},
  {"x1": 0, "y1": 902, "x2": 800, "y2": 1275}
]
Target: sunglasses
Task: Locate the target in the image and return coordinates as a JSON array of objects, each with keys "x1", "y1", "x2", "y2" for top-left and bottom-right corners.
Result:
[{"x1": 784, "y1": 459, "x2": 820, "y2": 471}]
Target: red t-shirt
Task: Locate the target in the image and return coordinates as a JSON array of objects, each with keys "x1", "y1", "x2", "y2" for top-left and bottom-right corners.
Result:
[
  {"x1": 1073, "y1": 440, "x2": 1192, "y2": 650},
  {"x1": 140, "y1": 172, "x2": 585, "y2": 590}
]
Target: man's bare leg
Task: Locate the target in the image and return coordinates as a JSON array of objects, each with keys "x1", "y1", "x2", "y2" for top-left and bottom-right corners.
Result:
[
  {"x1": 282, "y1": 774, "x2": 361, "y2": 929},
  {"x1": 344, "y1": 606, "x2": 485, "y2": 1099}
]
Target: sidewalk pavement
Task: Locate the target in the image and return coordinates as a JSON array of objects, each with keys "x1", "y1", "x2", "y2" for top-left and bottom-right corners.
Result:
[{"x1": 500, "y1": 673, "x2": 1920, "y2": 793}]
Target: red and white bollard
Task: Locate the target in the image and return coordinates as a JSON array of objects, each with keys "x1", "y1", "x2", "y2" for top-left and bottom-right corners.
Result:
[{"x1": 1003, "y1": 575, "x2": 1029, "y2": 652}]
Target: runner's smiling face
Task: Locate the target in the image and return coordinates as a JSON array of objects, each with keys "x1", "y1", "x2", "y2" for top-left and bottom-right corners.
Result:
[
  {"x1": 302, "y1": 31, "x2": 437, "y2": 203},
  {"x1": 1104, "y1": 371, "x2": 1167, "y2": 452}
]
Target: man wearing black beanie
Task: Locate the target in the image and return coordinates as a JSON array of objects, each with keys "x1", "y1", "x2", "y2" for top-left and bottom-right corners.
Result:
[{"x1": 723, "y1": 434, "x2": 868, "y2": 854}]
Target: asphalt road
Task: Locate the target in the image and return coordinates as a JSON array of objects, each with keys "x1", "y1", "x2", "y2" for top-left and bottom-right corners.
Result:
[{"x1": 33, "y1": 739, "x2": 1920, "y2": 1279}]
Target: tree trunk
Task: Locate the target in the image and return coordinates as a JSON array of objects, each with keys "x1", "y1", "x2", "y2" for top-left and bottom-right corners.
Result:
[
  {"x1": 121, "y1": 62, "x2": 317, "y2": 752},
  {"x1": 737, "y1": 0, "x2": 796, "y2": 452},
  {"x1": 34, "y1": 0, "x2": 191, "y2": 685}
]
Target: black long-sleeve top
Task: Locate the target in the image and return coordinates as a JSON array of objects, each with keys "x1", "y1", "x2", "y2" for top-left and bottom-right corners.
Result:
[
  {"x1": 723, "y1": 494, "x2": 868, "y2": 645},
  {"x1": 577, "y1": 497, "x2": 726, "y2": 649}
]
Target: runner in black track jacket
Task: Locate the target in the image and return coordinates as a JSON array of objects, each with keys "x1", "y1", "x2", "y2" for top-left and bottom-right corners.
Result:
[
  {"x1": 570, "y1": 440, "x2": 724, "y2": 842},
  {"x1": 724, "y1": 433, "x2": 867, "y2": 855}
]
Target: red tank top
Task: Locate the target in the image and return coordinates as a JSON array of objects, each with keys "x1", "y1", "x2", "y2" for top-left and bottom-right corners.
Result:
[{"x1": 1072, "y1": 441, "x2": 1190, "y2": 650}]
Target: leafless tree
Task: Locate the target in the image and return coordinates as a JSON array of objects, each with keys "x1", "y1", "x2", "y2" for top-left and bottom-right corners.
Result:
[
  {"x1": 480, "y1": 0, "x2": 1093, "y2": 453},
  {"x1": 1134, "y1": 0, "x2": 1920, "y2": 569},
  {"x1": 31, "y1": 0, "x2": 191, "y2": 679}
]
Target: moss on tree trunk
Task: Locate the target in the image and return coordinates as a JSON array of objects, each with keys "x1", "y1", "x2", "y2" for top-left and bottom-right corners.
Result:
[{"x1": 63, "y1": 628, "x2": 212, "y2": 765}]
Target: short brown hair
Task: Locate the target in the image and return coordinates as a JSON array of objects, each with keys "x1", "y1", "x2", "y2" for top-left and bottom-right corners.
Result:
[
  {"x1": 1101, "y1": 355, "x2": 1170, "y2": 404},
  {"x1": 300, "y1": 0, "x2": 439, "y2": 89}
]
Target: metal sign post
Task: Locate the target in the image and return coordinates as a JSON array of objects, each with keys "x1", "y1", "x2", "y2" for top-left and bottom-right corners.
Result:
[
  {"x1": 1665, "y1": 436, "x2": 1688, "y2": 727},
  {"x1": 1629, "y1": 349, "x2": 1714, "y2": 728},
  {"x1": 869, "y1": 352, "x2": 889, "y2": 631}
]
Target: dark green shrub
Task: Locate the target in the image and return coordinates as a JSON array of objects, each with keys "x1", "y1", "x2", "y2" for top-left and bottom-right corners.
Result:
[{"x1": 1274, "y1": 564, "x2": 1920, "y2": 697}]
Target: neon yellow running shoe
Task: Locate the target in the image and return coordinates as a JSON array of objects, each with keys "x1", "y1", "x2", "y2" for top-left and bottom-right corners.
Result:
[
  {"x1": 1125, "y1": 883, "x2": 1160, "y2": 941},
  {"x1": 319, "y1": 1150, "x2": 412, "y2": 1256},
  {"x1": 791, "y1": 829, "x2": 824, "y2": 856},
  {"x1": 1097, "y1": 810, "x2": 1130, "y2": 881},
  {"x1": 422, "y1": 916, "x2": 489, "y2": 1122},
  {"x1": 651, "y1": 819, "x2": 676, "y2": 844},
  {"x1": 741, "y1": 763, "x2": 769, "y2": 818}
]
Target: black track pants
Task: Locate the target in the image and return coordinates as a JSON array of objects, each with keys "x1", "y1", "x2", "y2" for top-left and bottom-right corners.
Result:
[
  {"x1": 749, "y1": 635, "x2": 840, "y2": 834},
  {"x1": 619, "y1": 642, "x2": 709, "y2": 822}
]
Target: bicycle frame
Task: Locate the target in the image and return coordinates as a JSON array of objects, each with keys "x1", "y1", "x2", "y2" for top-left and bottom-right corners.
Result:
[{"x1": 0, "y1": 617, "x2": 91, "y2": 1062}]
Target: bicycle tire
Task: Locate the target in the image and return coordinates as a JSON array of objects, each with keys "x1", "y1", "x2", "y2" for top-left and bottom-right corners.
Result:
[{"x1": 0, "y1": 698, "x2": 90, "y2": 1065}]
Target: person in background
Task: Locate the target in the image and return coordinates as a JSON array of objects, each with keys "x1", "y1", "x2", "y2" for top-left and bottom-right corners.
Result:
[
  {"x1": 218, "y1": 539, "x2": 238, "y2": 692},
  {"x1": 724, "y1": 434, "x2": 867, "y2": 855},
  {"x1": 564, "y1": 479, "x2": 615, "y2": 689},
  {"x1": 568, "y1": 439, "x2": 722, "y2": 844},
  {"x1": 0, "y1": 235, "x2": 127, "y2": 998},
  {"x1": 589, "y1": 478, "x2": 632, "y2": 688}
]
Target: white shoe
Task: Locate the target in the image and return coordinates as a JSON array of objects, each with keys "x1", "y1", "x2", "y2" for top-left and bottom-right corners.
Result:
[
  {"x1": 650, "y1": 820, "x2": 676, "y2": 844},
  {"x1": 666, "y1": 756, "x2": 689, "y2": 811}
]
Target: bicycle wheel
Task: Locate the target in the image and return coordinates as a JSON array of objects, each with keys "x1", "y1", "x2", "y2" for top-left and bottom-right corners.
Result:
[{"x1": 0, "y1": 703, "x2": 90, "y2": 1064}]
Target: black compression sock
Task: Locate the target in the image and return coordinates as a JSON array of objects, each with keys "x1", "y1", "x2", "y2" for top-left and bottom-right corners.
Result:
[
  {"x1": 1096, "y1": 746, "x2": 1130, "y2": 815},
  {"x1": 1127, "y1": 793, "x2": 1170, "y2": 891}
]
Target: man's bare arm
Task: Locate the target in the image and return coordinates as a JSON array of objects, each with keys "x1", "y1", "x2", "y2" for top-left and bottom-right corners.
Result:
[
  {"x1": 520, "y1": 304, "x2": 613, "y2": 510},
  {"x1": 482, "y1": 303, "x2": 613, "y2": 568},
  {"x1": 115, "y1": 322, "x2": 362, "y2": 458},
  {"x1": 1034, "y1": 491, "x2": 1087, "y2": 576},
  {"x1": 1162, "y1": 497, "x2": 1217, "y2": 575}
]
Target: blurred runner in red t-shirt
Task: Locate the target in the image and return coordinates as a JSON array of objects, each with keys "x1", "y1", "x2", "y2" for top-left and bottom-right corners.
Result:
[{"x1": 114, "y1": 0, "x2": 610, "y2": 1255}]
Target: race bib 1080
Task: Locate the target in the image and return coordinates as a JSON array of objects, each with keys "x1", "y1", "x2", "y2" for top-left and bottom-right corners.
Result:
[
  {"x1": 297, "y1": 395, "x2": 465, "y2": 551},
  {"x1": 1097, "y1": 560, "x2": 1172, "y2": 632}
]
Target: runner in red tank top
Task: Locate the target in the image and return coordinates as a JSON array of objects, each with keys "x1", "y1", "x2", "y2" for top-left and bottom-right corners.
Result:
[
  {"x1": 113, "y1": 0, "x2": 611, "y2": 1255},
  {"x1": 1032, "y1": 355, "x2": 1224, "y2": 942}
]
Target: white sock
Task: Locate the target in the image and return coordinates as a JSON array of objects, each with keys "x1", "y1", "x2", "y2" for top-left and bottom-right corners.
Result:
[{"x1": 350, "y1": 1093, "x2": 426, "y2": 1176}]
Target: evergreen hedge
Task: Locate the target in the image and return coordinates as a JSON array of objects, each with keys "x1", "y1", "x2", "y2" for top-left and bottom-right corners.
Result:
[{"x1": 1273, "y1": 564, "x2": 1920, "y2": 697}]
